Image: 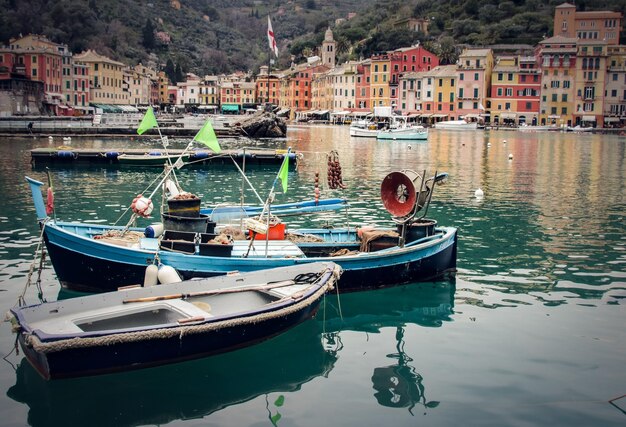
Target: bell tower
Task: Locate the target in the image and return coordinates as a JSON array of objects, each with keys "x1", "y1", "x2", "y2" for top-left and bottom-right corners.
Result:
[{"x1": 322, "y1": 27, "x2": 336, "y2": 68}]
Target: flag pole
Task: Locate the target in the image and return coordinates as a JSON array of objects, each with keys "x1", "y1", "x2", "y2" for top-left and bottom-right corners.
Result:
[
  {"x1": 267, "y1": 54, "x2": 271, "y2": 105},
  {"x1": 154, "y1": 114, "x2": 181, "y2": 190}
]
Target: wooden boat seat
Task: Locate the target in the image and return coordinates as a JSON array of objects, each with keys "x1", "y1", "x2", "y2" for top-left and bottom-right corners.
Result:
[
  {"x1": 140, "y1": 238, "x2": 305, "y2": 258},
  {"x1": 231, "y1": 240, "x2": 305, "y2": 258}
]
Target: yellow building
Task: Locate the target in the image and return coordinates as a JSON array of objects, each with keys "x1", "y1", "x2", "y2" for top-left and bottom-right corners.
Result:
[
  {"x1": 199, "y1": 76, "x2": 219, "y2": 110},
  {"x1": 73, "y1": 50, "x2": 127, "y2": 105},
  {"x1": 370, "y1": 54, "x2": 391, "y2": 108},
  {"x1": 430, "y1": 65, "x2": 457, "y2": 122},
  {"x1": 574, "y1": 40, "x2": 608, "y2": 127},
  {"x1": 158, "y1": 71, "x2": 170, "y2": 105}
]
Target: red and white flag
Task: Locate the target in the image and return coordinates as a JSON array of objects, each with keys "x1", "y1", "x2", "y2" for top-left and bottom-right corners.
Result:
[{"x1": 267, "y1": 15, "x2": 279, "y2": 57}]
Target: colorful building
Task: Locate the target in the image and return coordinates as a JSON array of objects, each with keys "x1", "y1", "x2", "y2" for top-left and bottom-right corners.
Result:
[
  {"x1": 198, "y1": 75, "x2": 219, "y2": 112},
  {"x1": 487, "y1": 55, "x2": 541, "y2": 125},
  {"x1": 430, "y1": 65, "x2": 457, "y2": 122},
  {"x1": 370, "y1": 53, "x2": 391, "y2": 108},
  {"x1": 389, "y1": 44, "x2": 439, "y2": 111},
  {"x1": 1, "y1": 34, "x2": 65, "y2": 113},
  {"x1": 604, "y1": 45, "x2": 626, "y2": 125},
  {"x1": 554, "y1": 2, "x2": 622, "y2": 46},
  {"x1": 456, "y1": 48, "x2": 494, "y2": 122},
  {"x1": 73, "y1": 50, "x2": 127, "y2": 105},
  {"x1": 573, "y1": 40, "x2": 608, "y2": 127},
  {"x1": 354, "y1": 60, "x2": 371, "y2": 111},
  {"x1": 537, "y1": 36, "x2": 577, "y2": 126},
  {"x1": 255, "y1": 65, "x2": 280, "y2": 106}
]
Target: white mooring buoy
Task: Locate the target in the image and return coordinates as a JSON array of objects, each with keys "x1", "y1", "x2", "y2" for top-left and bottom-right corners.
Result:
[{"x1": 474, "y1": 188, "x2": 484, "y2": 198}]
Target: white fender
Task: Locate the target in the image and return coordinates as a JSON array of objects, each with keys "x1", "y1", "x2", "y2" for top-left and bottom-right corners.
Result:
[
  {"x1": 158, "y1": 265, "x2": 182, "y2": 285},
  {"x1": 165, "y1": 179, "x2": 180, "y2": 198},
  {"x1": 144, "y1": 223, "x2": 164, "y2": 238},
  {"x1": 143, "y1": 264, "x2": 159, "y2": 287}
]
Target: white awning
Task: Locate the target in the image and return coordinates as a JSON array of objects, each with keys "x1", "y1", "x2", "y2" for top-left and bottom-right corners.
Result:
[
  {"x1": 431, "y1": 114, "x2": 448, "y2": 118},
  {"x1": 500, "y1": 112, "x2": 516, "y2": 119},
  {"x1": 316, "y1": 110, "x2": 329, "y2": 115},
  {"x1": 604, "y1": 117, "x2": 620, "y2": 122},
  {"x1": 548, "y1": 114, "x2": 560, "y2": 119},
  {"x1": 419, "y1": 113, "x2": 433, "y2": 118},
  {"x1": 582, "y1": 115, "x2": 596, "y2": 122},
  {"x1": 463, "y1": 113, "x2": 479, "y2": 118},
  {"x1": 331, "y1": 111, "x2": 350, "y2": 115}
]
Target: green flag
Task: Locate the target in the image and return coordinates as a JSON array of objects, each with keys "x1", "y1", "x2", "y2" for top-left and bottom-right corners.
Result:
[
  {"x1": 277, "y1": 154, "x2": 288, "y2": 193},
  {"x1": 137, "y1": 107, "x2": 158, "y2": 135},
  {"x1": 194, "y1": 120, "x2": 221, "y2": 153}
]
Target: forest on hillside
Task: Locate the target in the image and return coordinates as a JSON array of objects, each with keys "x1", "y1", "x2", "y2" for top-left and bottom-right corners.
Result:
[{"x1": 1, "y1": 0, "x2": 625, "y2": 79}]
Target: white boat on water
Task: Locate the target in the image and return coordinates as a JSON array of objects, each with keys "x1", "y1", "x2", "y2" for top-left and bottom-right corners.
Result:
[
  {"x1": 349, "y1": 120, "x2": 379, "y2": 138},
  {"x1": 517, "y1": 124, "x2": 562, "y2": 132},
  {"x1": 377, "y1": 125, "x2": 428, "y2": 141},
  {"x1": 433, "y1": 120, "x2": 479, "y2": 130}
]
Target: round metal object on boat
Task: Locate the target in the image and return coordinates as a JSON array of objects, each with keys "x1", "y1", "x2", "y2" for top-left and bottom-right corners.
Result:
[{"x1": 380, "y1": 171, "x2": 420, "y2": 217}]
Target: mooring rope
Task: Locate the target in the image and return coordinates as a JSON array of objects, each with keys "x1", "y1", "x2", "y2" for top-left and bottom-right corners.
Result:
[{"x1": 17, "y1": 219, "x2": 49, "y2": 307}]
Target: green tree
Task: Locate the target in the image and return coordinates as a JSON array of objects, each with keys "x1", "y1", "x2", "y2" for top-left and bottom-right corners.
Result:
[
  {"x1": 142, "y1": 19, "x2": 155, "y2": 50},
  {"x1": 175, "y1": 63, "x2": 184, "y2": 84},
  {"x1": 164, "y1": 59, "x2": 175, "y2": 84}
]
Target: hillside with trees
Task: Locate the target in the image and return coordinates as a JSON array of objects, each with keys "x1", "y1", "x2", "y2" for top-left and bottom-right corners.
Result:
[{"x1": 1, "y1": 0, "x2": 625, "y2": 80}]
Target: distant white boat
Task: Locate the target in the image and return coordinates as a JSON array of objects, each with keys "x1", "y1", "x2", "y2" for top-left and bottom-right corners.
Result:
[
  {"x1": 567, "y1": 125, "x2": 594, "y2": 133},
  {"x1": 349, "y1": 120, "x2": 379, "y2": 138},
  {"x1": 377, "y1": 125, "x2": 428, "y2": 141},
  {"x1": 517, "y1": 124, "x2": 561, "y2": 132},
  {"x1": 433, "y1": 120, "x2": 479, "y2": 130}
]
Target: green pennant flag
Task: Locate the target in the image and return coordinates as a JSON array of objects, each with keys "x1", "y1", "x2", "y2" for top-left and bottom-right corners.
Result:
[
  {"x1": 277, "y1": 153, "x2": 289, "y2": 193},
  {"x1": 194, "y1": 120, "x2": 221, "y2": 153},
  {"x1": 137, "y1": 107, "x2": 158, "y2": 135}
]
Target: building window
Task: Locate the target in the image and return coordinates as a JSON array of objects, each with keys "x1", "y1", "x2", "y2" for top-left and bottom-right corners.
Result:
[
  {"x1": 506, "y1": 88, "x2": 512, "y2": 96},
  {"x1": 474, "y1": 73, "x2": 479, "y2": 81}
]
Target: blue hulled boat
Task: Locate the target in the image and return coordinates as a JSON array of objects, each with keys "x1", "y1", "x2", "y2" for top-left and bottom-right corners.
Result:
[{"x1": 26, "y1": 170, "x2": 457, "y2": 293}]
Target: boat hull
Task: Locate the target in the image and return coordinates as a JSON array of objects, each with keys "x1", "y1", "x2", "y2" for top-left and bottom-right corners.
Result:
[
  {"x1": 377, "y1": 130, "x2": 428, "y2": 141},
  {"x1": 18, "y1": 299, "x2": 322, "y2": 380},
  {"x1": 117, "y1": 154, "x2": 190, "y2": 167},
  {"x1": 433, "y1": 120, "x2": 479, "y2": 130},
  {"x1": 42, "y1": 222, "x2": 457, "y2": 293},
  {"x1": 349, "y1": 128, "x2": 378, "y2": 138}
]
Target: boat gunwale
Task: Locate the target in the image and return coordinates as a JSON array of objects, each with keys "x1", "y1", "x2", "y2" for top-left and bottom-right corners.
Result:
[{"x1": 11, "y1": 267, "x2": 335, "y2": 345}]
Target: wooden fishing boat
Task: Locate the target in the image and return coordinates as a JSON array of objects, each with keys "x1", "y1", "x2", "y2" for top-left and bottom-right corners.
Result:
[
  {"x1": 26, "y1": 170, "x2": 457, "y2": 293},
  {"x1": 9, "y1": 262, "x2": 340, "y2": 380}
]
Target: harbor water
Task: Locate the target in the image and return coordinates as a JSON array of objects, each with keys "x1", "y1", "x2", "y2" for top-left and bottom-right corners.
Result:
[{"x1": 0, "y1": 126, "x2": 624, "y2": 426}]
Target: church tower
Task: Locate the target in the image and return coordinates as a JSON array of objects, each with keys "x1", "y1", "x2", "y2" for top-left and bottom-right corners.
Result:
[{"x1": 322, "y1": 27, "x2": 336, "y2": 68}]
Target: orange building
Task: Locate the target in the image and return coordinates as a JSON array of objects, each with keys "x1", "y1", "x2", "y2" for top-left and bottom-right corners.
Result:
[{"x1": 279, "y1": 63, "x2": 329, "y2": 115}]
